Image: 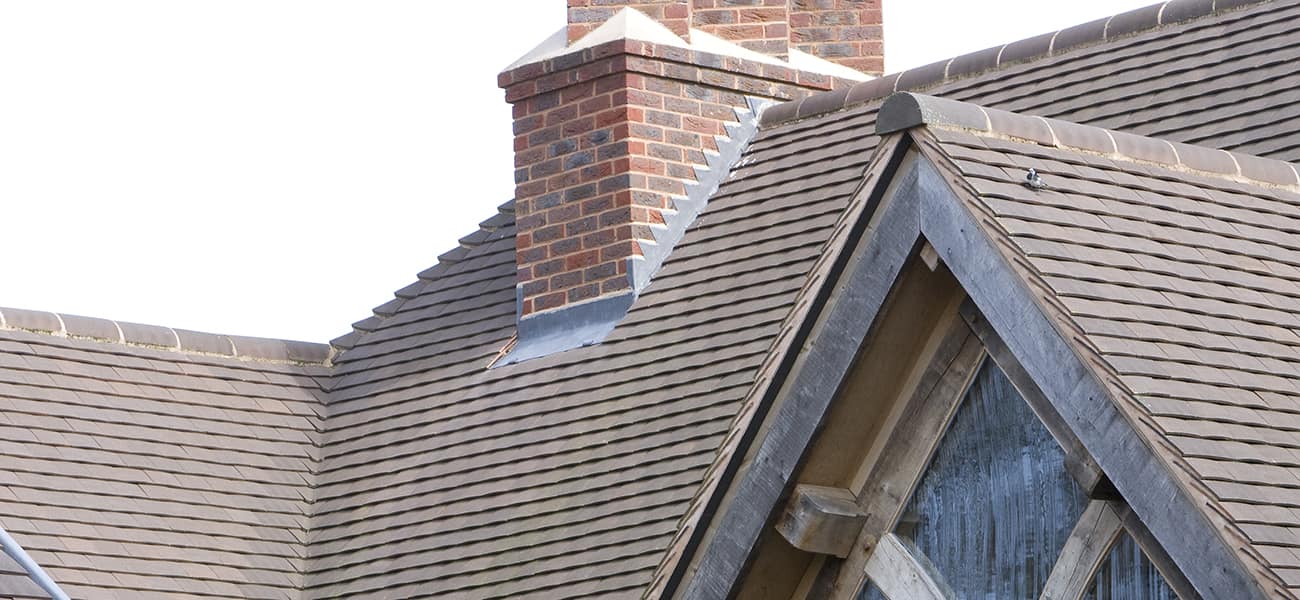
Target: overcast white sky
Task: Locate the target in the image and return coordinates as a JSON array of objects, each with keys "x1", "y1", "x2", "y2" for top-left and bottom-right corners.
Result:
[{"x1": 0, "y1": 0, "x2": 1156, "y2": 343}]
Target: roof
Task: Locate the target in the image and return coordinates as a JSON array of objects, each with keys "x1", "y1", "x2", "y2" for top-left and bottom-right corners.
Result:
[
  {"x1": 0, "y1": 310, "x2": 330, "y2": 599},
  {"x1": 900, "y1": 91, "x2": 1300, "y2": 594},
  {"x1": 2, "y1": 0, "x2": 1300, "y2": 597}
]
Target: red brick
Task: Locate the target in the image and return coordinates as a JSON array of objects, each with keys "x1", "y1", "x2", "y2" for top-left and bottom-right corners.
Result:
[{"x1": 507, "y1": 1, "x2": 865, "y2": 313}]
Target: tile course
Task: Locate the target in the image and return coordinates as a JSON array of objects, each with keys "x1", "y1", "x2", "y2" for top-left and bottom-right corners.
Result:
[{"x1": 4, "y1": 0, "x2": 1300, "y2": 597}]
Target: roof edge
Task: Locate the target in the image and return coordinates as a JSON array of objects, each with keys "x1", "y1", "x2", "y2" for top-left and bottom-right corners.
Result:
[
  {"x1": 0, "y1": 306, "x2": 332, "y2": 365},
  {"x1": 877, "y1": 91, "x2": 1300, "y2": 189},
  {"x1": 328, "y1": 199, "x2": 516, "y2": 356},
  {"x1": 760, "y1": 0, "x2": 1268, "y2": 127}
]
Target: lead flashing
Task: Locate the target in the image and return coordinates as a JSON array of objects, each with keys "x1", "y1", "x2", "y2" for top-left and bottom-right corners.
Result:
[
  {"x1": 499, "y1": 291, "x2": 635, "y2": 366},
  {"x1": 500, "y1": 97, "x2": 772, "y2": 365}
]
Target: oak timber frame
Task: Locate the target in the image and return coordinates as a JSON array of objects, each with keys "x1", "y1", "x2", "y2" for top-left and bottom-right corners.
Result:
[
  {"x1": 677, "y1": 144, "x2": 1267, "y2": 600},
  {"x1": 836, "y1": 304, "x2": 1201, "y2": 600}
]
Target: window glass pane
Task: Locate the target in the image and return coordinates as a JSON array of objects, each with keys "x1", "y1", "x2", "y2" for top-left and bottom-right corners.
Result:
[
  {"x1": 894, "y1": 359, "x2": 1088, "y2": 598},
  {"x1": 1082, "y1": 531, "x2": 1178, "y2": 600},
  {"x1": 857, "y1": 580, "x2": 888, "y2": 600}
]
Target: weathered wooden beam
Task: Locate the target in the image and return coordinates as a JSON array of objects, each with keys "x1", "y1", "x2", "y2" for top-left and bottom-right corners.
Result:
[
  {"x1": 776, "y1": 485, "x2": 867, "y2": 558},
  {"x1": 919, "y1": 241, "x2": 941, "y2": 271},
  {"x1": 1040, "y1": 500, "x2": 1124, "y2": 600},
  {"x1": 915, "y1": 154, "x2": 1260, "y2": 600},
  {"x1": 864, "y1": 533, "x2": 954, "y2": 600},
  {"x1": 679, "y1": 148, "x2": 921, "y2": 600},
  {"x1": 829, "y1": 319, "x2": 983, "y2": 596}
]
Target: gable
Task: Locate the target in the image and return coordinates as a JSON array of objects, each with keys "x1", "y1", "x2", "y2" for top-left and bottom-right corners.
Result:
[
  {"x1": 680, "y1": 89, "x2": 1300, "y2": 597},
  {"x1": 6, "y1": 1, "x2": 1300, "y2": 598}
]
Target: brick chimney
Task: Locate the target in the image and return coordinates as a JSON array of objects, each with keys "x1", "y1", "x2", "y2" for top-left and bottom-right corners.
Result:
[{"x1": 498, "y1": 1, "x2": 883, "y2": 363}]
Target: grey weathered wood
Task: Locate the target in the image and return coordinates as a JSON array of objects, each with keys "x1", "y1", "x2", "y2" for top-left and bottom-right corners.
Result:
[
  {"x1": 958, "y1": 299, "x2": 1113, "y2": 499},
  {"x1": 776, "y1": 485, "x2": 867, "y2": 558},
  {"x1": 679, "y1": 149, "x2": 921, "y2": 600},
  {"x1": 830, "y1": 323, "x2": 983, "y2": 595},
  {"x1": 1040, "y1": 500, "x2": 1124, "y2": 600},
  {"x1": 677, "y1": 149, "x2": 1266, "y2": 600},
  {"x1": 863, "y1": 533, "x2": 954, "y2": 600},
  {"x1": 914, "y1": 155, "x2": 1264, "y2": 600},
  {"x1": 919, "y1": 241, "x2": 941, "y2": 271}
]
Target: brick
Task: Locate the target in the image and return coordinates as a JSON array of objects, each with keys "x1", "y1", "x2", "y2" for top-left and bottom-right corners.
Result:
[
  {"x1": 521, "y1": 279, "x2": 549, "y2": 297},
  {"x1": 533, "y1": 258, "x2": 566, "y2": 278},
  {"x1": 582, "y1": 194, "x2": 616, "y2": 216},
  {"x1": 584, "y1": 262, "x2": 618, "y2": 281},
  {"x1": 565, "y1": 249, "x2": 602, "y2": 271},
  {"x1": 582, "y1": 228, "x2": 617, "y2": 249},
  {"x1": 579, "y1": 95, "x2": 615, "y2": 117},
  {"x1": 518, "y1": 246, "x2": 547, "y2": 265},
  {"x1": 631, "y1": 190, "x2": 669, "y2": 208},
  {"x1": 645, "y1": 109, "x2": 683, "y2": 128},
  {"x1": 567, "y1": 283, "x2": 603, "y2": 303},
  {"x1": 566, "y1": 216, "x2": 600, "y2": 236},
  {"x1": 508, "y1": 1, "x2": 873, "y2": 313},
  {"x1": 648, "y1": 143, "x2": 684, "y2": 161},
  {"x1": 667, "y1": 162, "x2": 698, "y2": 179},
  {"x1": 626, "y1": 124, "x2": 665, "y2": 141},
  {"x1": 547, "y1": 201, "x2": 583, "y2": 224},
  {"x1": 562, "y1": 116, "x2": 597, "y2": 137},
  {"x1": 534, "y1": 291, "x2": 566, "y2": 312},
  {"x1": 565, "y1": 184, "x2": 599, "y2": 202},
  {"x1": 533, "y1": 224, "x2": 566, "y2": 244},
  {"x1": 565, "y1": 150, "x2": 596, "y2": 169},
  {"x1": 550, "y1": 234, "x2": 583, "y2": 257},
  {"x1": 602, "y1": 276, "x2": 633, "y2": 294},
  {"x1": 580, "y1": 161, "x2": 615, "y2": 181},
  {"x1": 601, "y1": 241, "x2": 642, "y2": 262},
  {"x1": 551, "y1": 270, "x2": 584, "y2": 290},
  {"x1": 644, "y1": 77, "x2": 684, "y2": 96},
  {"x1": 549, "y1": 139, "x2": 579, "y2": 158}
]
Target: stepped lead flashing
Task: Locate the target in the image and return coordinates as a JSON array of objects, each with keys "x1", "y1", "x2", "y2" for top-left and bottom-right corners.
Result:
[
  {"x1": 875, "y1": 92, "x2": 1300, "y2": 189},
  {"x1": 760, "y1": 0, "x2": 1269, "y2": 127},
  {"x1": 499, "y1": 97, "x2": 771, "y2": 366}
]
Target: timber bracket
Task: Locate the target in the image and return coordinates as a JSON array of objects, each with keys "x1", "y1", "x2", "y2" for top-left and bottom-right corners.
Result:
[{"x1": 776, "y1": 484, "x2": 867, "y2": 558}]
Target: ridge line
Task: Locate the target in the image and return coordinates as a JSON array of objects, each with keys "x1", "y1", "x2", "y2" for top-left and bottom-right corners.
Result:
[
  {"x1": 877, "y1": 92, "x2": 1300, "y2": 190},
  {"x1": 760, "y1": 0, "x2": 1270, "y2": 127}
]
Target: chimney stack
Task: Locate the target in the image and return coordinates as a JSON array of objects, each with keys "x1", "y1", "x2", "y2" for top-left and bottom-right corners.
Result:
[{"x1": 498, "y1": 1, "x2": 883, "y2": 363}]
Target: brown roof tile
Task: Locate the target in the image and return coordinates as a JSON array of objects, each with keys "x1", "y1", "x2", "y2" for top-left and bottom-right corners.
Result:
[
  {"x1": 7, "y1": 0, "x2": 1300, "y2": 597},
  {"x1": 905, "y1": 99, "x2": 1300, "y2": 595}
]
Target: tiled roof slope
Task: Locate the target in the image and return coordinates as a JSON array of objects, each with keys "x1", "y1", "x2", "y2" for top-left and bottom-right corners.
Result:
[
  {"x1": 0, "y1": 552, "x2": 50, "y2": 599},
  {"x1": 4, "y1": 1, "x2": 1300, "y2": 598},
  {"x1": 659, "y1": 0, "x2": 1300, "y2": 592},
  {"x1": 302, "y1": 0, "x2": 1300, "y2": 598},
  {"x1": 301, "y1": 116, "x2": 866, "y2": 596},
  {"x1": 902, "y1": 96, "x2": 1300, "y2": 595},
  {"x1": 0, "y1": 311, "x2": 332, "y2": 599}
]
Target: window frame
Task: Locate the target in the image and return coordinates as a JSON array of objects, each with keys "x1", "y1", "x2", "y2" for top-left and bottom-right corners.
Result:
[{"x1": 840, "y1": 300, "x2": 1199, "y2": 600}]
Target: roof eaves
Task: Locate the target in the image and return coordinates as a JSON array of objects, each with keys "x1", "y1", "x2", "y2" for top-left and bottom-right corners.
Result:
[
  {"x1": 759, "y1": 0, "x2": 1271, "y2": 127},
  {"x1": 875, "y1": 91, "x2": 1300, "y2": 190}
]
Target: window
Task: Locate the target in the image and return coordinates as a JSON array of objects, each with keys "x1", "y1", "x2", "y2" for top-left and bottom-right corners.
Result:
[
  {"x1": 856, "y1": 358, "x2": 1186, "y2": 600},
  {"x1": 1082, "y1": 532, "x2": 1178, "y2": 600}
]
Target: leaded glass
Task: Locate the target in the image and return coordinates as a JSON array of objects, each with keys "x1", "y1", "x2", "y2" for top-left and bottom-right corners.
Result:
[
  {"x1": 857, "y1": 581, "x2": 887, "y2": 600},
  {"x1": 894, "y1": 359, "x2": 1088, "y2": 598},
  {"x1": 1082, "y1": 531, "x2": 1178, "y2": 600}
]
